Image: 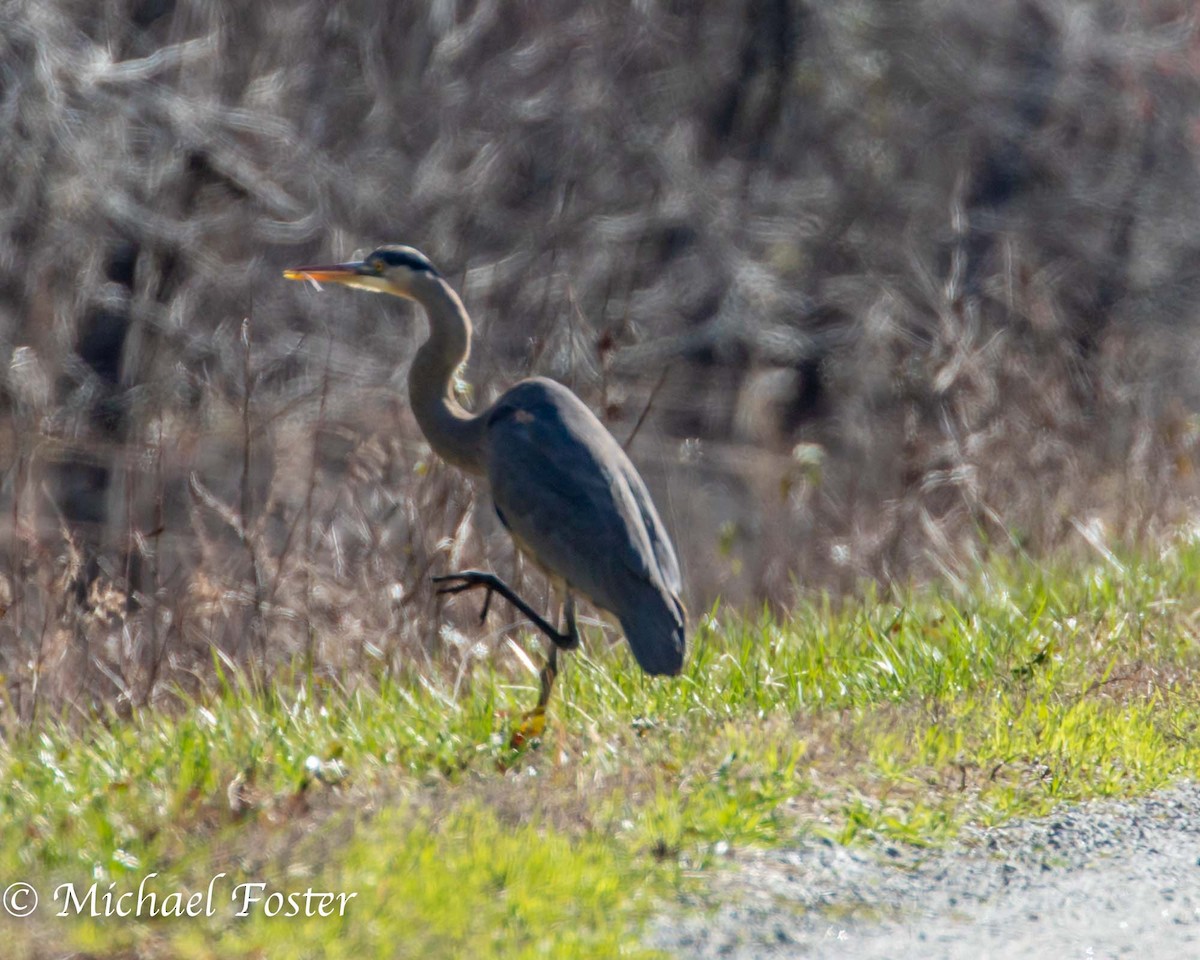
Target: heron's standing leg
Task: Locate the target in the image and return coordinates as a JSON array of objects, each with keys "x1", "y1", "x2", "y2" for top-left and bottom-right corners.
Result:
[{"x1": 535, "y1": 593, "x2": 578, "y2": 712}]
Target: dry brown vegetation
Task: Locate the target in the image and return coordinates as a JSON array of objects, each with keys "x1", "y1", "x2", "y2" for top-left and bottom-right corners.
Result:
[{"x1": 2, "y1": 0, "x2": 1200, "y2": 719}]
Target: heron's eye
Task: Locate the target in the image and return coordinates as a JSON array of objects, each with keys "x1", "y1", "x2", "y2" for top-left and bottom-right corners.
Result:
[{"x1": 371, "y1": 260, "x2": 384, "y2": 274}]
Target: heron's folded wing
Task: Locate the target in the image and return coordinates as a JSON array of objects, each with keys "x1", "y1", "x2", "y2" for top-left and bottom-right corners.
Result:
[{"x1": 485, "y1": 380, "x2": 670, "y2": 605}]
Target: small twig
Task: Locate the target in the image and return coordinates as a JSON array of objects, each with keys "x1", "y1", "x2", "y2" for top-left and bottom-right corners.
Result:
[
  {"x1": 141, "y1": 415, "x2": 169, "y2": 705},
  {"x1": 268, "y1": 335, "x2": 332, "y2": 622},
  {"x1": 623, "y1": 364, "x2": 671, "y2": 453},
  {"x1": 8, "y1": 435, "x2": 28, "y2": 720},
  {"x1": 239, "y1": 318, "x2": 267, "y2": 674},
  {"x1": 189, "y1": 474, "x2": 246, "y2": 540},
  {"x1": 240, "y1": 319, "x2": 254, "y2": 534}
]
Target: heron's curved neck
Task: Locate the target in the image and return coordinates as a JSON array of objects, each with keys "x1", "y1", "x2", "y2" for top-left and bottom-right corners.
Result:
[{"x1": 406, "y1": 276, "x2": 487, "y2": 475}]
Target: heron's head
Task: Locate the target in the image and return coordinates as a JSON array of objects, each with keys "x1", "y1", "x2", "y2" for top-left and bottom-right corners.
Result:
[{"x1": 283, "y1": 245, "x2": 441, "y2": 300}]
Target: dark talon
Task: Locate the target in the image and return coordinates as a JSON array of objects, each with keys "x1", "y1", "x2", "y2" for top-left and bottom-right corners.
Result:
[{"x1": 433, "y1": 571, "x2": 498, "y2": 623}]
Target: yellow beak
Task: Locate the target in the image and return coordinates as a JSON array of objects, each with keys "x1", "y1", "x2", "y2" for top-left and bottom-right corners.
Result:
[
  {"x1": 282, "y1": 260, "x2": 367, "y2": 284},
  {"x1": 283, "y1": 259, "x2": 407, "y2": 297}
]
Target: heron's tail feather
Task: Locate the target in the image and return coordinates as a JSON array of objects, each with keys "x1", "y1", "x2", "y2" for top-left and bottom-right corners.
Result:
[{"x1": 619, "y1": 588, "x2": 686, "y2": 676}]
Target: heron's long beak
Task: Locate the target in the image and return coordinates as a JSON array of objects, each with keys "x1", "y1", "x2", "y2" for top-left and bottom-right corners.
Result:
[
  {"x1": 284, "y1": 259, "x2": 406, "y2": 296},
  {"x1": 282, "y1": 260, "x2": 368, "y2": 284}
]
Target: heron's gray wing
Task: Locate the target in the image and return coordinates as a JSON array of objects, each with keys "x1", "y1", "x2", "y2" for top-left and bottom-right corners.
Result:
[
  {"x1": 484, "y1": 380, "x2": 684, "y2": 674},
  {"x1": 485, "y1": 380, "x2": 659, "y2": 591}
]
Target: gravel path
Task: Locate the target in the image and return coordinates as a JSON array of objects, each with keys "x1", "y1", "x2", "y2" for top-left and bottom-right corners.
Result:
[{"x1": 649, "y1": 784, "x2": 1200, "y2": 959}]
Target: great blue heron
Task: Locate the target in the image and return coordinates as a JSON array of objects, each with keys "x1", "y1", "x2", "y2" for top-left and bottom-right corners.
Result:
[{"x1": 284, "y1": 245, "x2": 685, "y2": 721}]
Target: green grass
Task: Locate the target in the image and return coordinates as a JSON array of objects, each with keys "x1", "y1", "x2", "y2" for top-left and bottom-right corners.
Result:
[{"x1": 4, "y1": 544, "x2": 1200, "y2": 957}]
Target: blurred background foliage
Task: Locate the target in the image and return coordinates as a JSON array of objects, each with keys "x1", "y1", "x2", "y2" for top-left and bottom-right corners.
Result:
[{"x1": 2, "y1": 0, "x2": 1200, "y2": 718}]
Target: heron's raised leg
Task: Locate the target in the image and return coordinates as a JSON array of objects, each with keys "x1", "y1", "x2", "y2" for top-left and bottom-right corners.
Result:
[{"x1": 432, "y1": 570, "x2": 580, "y2": 651}]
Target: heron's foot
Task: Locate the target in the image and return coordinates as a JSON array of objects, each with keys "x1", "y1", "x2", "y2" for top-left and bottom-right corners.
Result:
[
  {"x1": 432, "y1": 570, "x2": 579, "y2": 650},
  {"x1": 509, "y1": 708, "x2": 546, "y2": 749}
]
